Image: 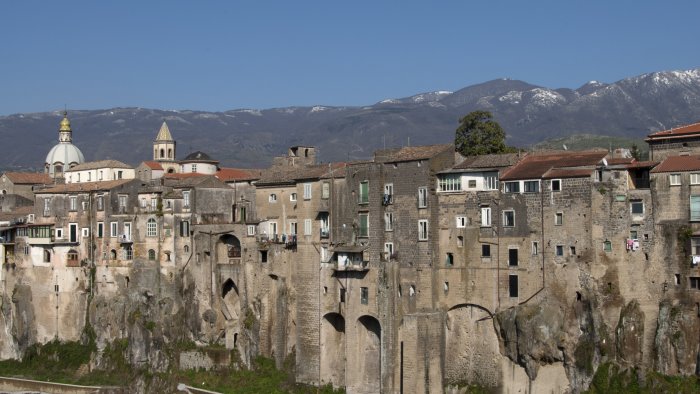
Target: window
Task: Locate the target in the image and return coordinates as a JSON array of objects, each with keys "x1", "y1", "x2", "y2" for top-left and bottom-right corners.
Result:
[
  {"x1": 110, "y1": 222, "x2": 118, "y2": 237},
  {"x1": 570, "y1": 246, "x2": 576, "y2": 256},
  {"x1": 140, "y1": 198, "x2": 147, "y2": 209},
  {"x1": 358, "y1": 213, "x2": 369, "y2": 237},
  {"x1": 509, "y1": 275, "x2": 519, "y2": 298},
  {"x1": 55, "y1": 228, "x2": 64, "y2": 239},
  {"x1": 692, "y1": 196, "x2": 700, "y2": 221},
  {"x1": 691, "y1": 238, "x2": 700, "y2": 255},
  {"x1": 269, "y1": 193, "x2": 277, "y2": 203},
  {"x1": 555, "y1": 212, "x2": 563, "y2": 226},
  {"x1": 183, "y1": 191, "x2": 190, "y2": 208},
  {"x1": 468, "y1": 179, "x2": 477, "y2": 188},
  {"x1": 524, "y1": 180, "x2": 539, "y2": 193},
  {"x1": 184, "y1": 245, "x2": 189, "y2": 253},
  {"x1": 438, "y1": 174, "x2": 461, "y2": 192},
  {"x1": 504, "y1": 181, "x2": 520, "y2": 193},
  {"x1": 69, "y1": 196, "x2": 77, "y2": 211},
  {"x1": 484, "y1": 173, "x2": 498, "y2": 190},
  {"x1": 690, "y1": 277, "x2": 700, "y2": 290},
  {"x1": 604, "y1": 240, "x2": 612, "y2": 252},
  {"x1": 481, "y1": 244, "x2": 491, "y2": 257},
  {"x1": 532, "y1": 241, "x2": 539, "y2": 255},
  {"x1": 290, "y1": 193, "x2": 297, "y2": 202},
  {"x1": 269, "y1": 222, "x2": 278, "y2": 237},
  {"x1": 180, "y1": 220, "x2": 190, "y2": 237},
  {"x1": 43, "y1": 198, "x2": 51, "y2": 215},
  {"x1": 418, "y1": 220, "x2": 428, "y2": 241},
  {"x1": 260, "y1": 250, "x2": 268, "y2": 263},
  {"x1": 247, "y1": 225, "x2": 256, "y2": 236},
  {"x1": 556, "y1": 245, "x2": 564, "y2": 256},
  {"x1": 675, "y1": 274, "x2": 680, "y2": 285},
  {"x1": 445, "y1": 253, "x2": 454, "y2": 266},
  {"x1": 322, "y1": 182, "x2": 330, "y2": 199},
  {"x1": 384, "y1": 212, "x2": 393, "y2": 231},
  {"x1": 418, "y1": 187, "x2": 428, "y2": 208},
  {"x1": 151, "y1": 198, "x2": 157, "y2": 211},
  {"x1": 289, "y1": 221, "x2": 297, "y2": 235},
  {"x1": 444, "y1": 282, "x2": 449, "y2": 293},
  {"x1": 81, "y1": 228, "x2": 89, "y2": 237},
  {"x1": 191, "y1": 164, "x2": 197, "y2": 173},
  {"x1": 67, "y1": 250, "x2": 78, "y2": 264},
  {"x1": 670, "y1": 173, "x2": 681, "y2": 186},
  {"x1": 304, "y1": 219, "x2": 312, "y2": 236},
  {"x1": 630, "y1": 201, "x2": 644, "y2": 215},
  {"x1": 117, "y1": 171, "x2": 123, "y2": 179},
  {"x1": 148, "y1": 249, "x2": 156, "y2": 260},
  {"x1": 97, "y1": 222, "x2": 103, "y2": 238},
  {"x1": 481, "y1": 207, "x2": 491, "y2": 227},
  {"x1": 360, "y1": 287, "x2": 368, "y2": 305},
  {"x1": 503, "y1": 210, "x2": 515, "y2": 227},
  {"x1": 69, "y1": 223, "x2": 78, "y2": 243},
  {"x1": 110, "y1": 249, "x2": 117, "y2": 259},
  {"x1": 691, "y1": 173, "x2": 700, "y2": 185},
  {"x1": 456, "y1": 216, "x2": 467, "y2": 228},
  {"x1": 383, "y1": 183, "x2": 393, "y2": 204},
  {"x1": 457, "y1": 236, "x2": 464, "y2": 247},
  {"x1": 118, "y1": 195, "x2": 128, "y2": 212},
  {"x1": 508, "y1": 249, "x2": 518, "y2": 266},
  {"x1": 359, "y1": 181, "x2": 369, "y2": 204},
  {"x1": 147, "y1": 218, "x2": 157, "y2": 237},
  {"x1": 630, "y1": 230, "x2": 638, "y2": 239},
  {"x1": 340, "y1": 288, "x2": 346, "y2": 303},
  {"x1": 123, "y1": 246, "x2": 133, "y2": 260},
  {"x1": 96, "y1": 195, "x2": 104, "y2": 211},
  {"x1": 384, "y1": 242, "x2": 394, "y2": 259},
  {"x1": 304, "y1": 183, "x2": 312, "y2": 200},
  {"x1": 551, "y1": 179, "x2": 561, "y2": 192},
  {"x1": 98, "y1": 171, "x2": 103, "y2": 180}
]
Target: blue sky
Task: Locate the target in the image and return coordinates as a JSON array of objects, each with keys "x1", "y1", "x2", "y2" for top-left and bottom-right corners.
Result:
[{"x1": 1, "y1": 1, "x2": 699, "y2": 115}]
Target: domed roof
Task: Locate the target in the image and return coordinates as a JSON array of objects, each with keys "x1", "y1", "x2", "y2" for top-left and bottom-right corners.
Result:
[
  {"x1": 46, "y1": 143, "x2": 85, "y2": 166},
  {"x1": 181, "y1": 151, "x2": 218, "y2": 163}
]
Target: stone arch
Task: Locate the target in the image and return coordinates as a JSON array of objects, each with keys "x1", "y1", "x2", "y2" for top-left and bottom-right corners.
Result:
[
  {"x1": 217, "y1": 234, "x2": 241, "y2": 260},
  {"x1": 167, "y1": 168, "x2": 175, "y2": 174},
  {"x1": 444, "y1": 304, "x2": 501, "y2": 389},
  {"x1": 352, "y1": 315, "x2": 381, "y2": 393},
  {"x1": 320, "y1": 313, "x2": 346, "y2": 387},
  {"x1": 160, "y1": 148, "x2": 165, "y2": 158},
  {"x1": 221, "y1": 278, "x2": 241, "y2": 321}
]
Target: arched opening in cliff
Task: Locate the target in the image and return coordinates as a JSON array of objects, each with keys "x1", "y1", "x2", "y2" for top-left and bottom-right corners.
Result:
[
  {"x1": 351, "y1": 315, "x2": 381, "y2": 393},
  {"x1": 221, "y1": 278, "x2": 241, "y2": 321},
  {"x1": 320, "y1": 312, "x2": 346, "y2": 388},
  {"x1": 217, "y1": 234, "x2": 241, "y2": 260},
  {"x1": 444, "y1": 304, "x2": 501, "y2": 389}
]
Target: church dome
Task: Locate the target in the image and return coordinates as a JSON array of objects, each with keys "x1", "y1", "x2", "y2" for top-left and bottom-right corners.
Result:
[{"x1": 45, "y1": 143, "x2": 85, "y2": 176}]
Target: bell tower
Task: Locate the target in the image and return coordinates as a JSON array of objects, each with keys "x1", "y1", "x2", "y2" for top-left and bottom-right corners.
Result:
[{"x1": 153, "y1": 121, "x2": 178, "y2": 173}]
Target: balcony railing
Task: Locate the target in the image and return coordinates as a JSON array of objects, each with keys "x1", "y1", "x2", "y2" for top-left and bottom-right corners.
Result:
[
  {"x1": 119, "y1": 235, "x2": 133, "y2": 244},
  {"x1": 335, "y1": 259, "x2": 369, "y2": 272}
]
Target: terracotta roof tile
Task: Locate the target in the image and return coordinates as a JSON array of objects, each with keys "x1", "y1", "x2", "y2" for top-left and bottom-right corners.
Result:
[
  {"x1": 646, "y1": 121, "x2": 700, "y2": 140},
  {"x1": 374, "y1": 144, "x2": 452, "y2": 163},
  {"x1": 143, "y1": 161, "x2": 164, "y2": 170},
  {"x1": 500, "y1": 150, "x2": 608, "y2": 180},
  {"x1": 650, "y1": 155, "x2": 700, "y2": 173},
  {"x1": 453, "y1": 153, "x2": 522, "y2": 170},
  {"x1": 2, "y1": 172, "x2": 52, "y2": 185},
  {"x1": 67, "y1": 160, "x2": 132, "y2": 171},
  {"x1": 256, "y1": 163, "x2": 346, "y2": 185},
  {"x1": 216, "y1": 168, "x2": 263, "y2": 182},
  {"x1": 542, "y1": 168, "x2": 594, "y2": 179},
  {"x1": 35, "y1": 179, "x2": 134, "y2": 194}
]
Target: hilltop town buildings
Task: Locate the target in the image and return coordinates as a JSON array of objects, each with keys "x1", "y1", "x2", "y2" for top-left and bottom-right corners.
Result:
[{"x1": 1, "y1": 114, "x2": 700, "y2": 393}]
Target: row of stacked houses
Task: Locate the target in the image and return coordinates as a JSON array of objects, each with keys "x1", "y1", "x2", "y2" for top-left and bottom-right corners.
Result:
[{"x1": 1, "y1": 117, "x2": 700, "y2": 392}]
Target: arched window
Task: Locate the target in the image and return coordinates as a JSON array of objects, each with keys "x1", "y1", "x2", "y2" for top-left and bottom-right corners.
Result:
[
  {"x1": 184, "y1": 245, "x2": 190, "y2": 253},
  {"x1": 148, "y1": 249, "x2": 156, "y2": 260},
  {"x1": 54, "y1": 165, "x2": 63, "y2": 174},
  {"x1": 154, "y1": 149, "x2": 157, "y2": 159},
  {"x1": 123, "y1": 246, "x2": 133, "y2": 260},
  {"x1": 110, "y1": 249, "x2": 117, "y2": 259},
  {"x1": 168, "y1": 148, "x2": 172, "y2": 158},
  {"x1": 147, "y1": 218, "x2": 157, "y2": 237},
  {"x1": 160, "y1": 149, "x2": 165, "y2": 158},
  {"x1": 43, "y1": 250, "x2": 51, "y2": 263}
]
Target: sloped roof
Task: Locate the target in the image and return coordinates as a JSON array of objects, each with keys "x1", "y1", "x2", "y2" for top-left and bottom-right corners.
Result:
[
  {"x1": 67, "y1": 160, "x2": 132, "y2": 171},
  {"x1": 650, "y1": 155, "x2": 700, "y2": 173},
  {"x1": 2, "y1": 172, "x2": 52, "y2": 185},
  {"x1": 255, "y1": 163, "x2": 346, "y2": 185},
  {"x1": 163, "y1": 174, "x2": 229, "y2": 189},
  {"x1": 142, "y1": 161, "x2": 164, "y2": 170},
  {"x1": 155, "y1": 121, "x2": 173, "y2": 141},
  {"x1": 35, "y1": 179, "x2": 134, "y2": 194},
  {"x1": 374, "y1": 144, "x2": 452, "y2": 163},
  {"x1": 646, "y1": 121, "x2": 700, "y2": 140},
  {"x1": 181, "y1": 151, "x2": 218, "y2": 163},
  {"x1": 500, "y1": 150, "x2": 607, "y2": 180},
  {"x1": 215, "y1": 168, "x2": 263, "y2": 182},
  {"x1": 453, "y1": 153, "x2": 522, "y2": 170}
]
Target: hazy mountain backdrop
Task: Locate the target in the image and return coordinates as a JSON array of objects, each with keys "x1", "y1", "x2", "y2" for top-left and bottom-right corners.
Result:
[{"x1": 1, "y1": 68, "x2": 699, "y2": 171}]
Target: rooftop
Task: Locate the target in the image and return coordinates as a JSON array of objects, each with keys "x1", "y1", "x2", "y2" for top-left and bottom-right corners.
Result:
[
  {"x1": 374, "y1": 144, "x2": 452, "y2": 163},
  {"x1": 142, "y1": 161, "x2": 164, "y2": 170},
  {"x1": 1, "y1": 172, "x2": 52, "y2": 185},
  {"x1": 35, "y1": 179, "x2": 134, "y2": 194},
  {"x1": 500, "y1": 150, "x2": 608, "y2": 180},
  {"x1": 181, "y1": 151, "x2": 218, "y2": 163},
  {"x1": 650, "y1": 155, "x2": 700, "y2": 173},
  {"x1": 67, "y1": 160, "x2": 132, "y2": 171},
  {"x1": 646, "y1": 121, "x2": 700, "y2": 140},
  {"x1": 453, "y1": 153, "x2": 522, "y2": 170},
  {"x1": 215, "y1": 168, "x2": 263, "y2": 182},
  {"x1": 155, "y1": 121, "x2": 174, "y2": 141},
  {"x1": 256, "y1": 163, "x2": 346, "y2": 185}
]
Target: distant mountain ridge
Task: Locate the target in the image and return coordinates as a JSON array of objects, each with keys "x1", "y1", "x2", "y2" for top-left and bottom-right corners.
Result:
[{"x1": 1, "y1": 68, "x2": 699, "y2": 170}]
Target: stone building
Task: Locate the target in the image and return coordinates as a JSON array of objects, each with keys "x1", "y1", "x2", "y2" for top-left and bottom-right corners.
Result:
[
  {"x1": 44, "y1": 112, "x2": 85, "y2": 179},
  {"x1": 646, "y1": 121, "x2": 700, "y2": 161}
]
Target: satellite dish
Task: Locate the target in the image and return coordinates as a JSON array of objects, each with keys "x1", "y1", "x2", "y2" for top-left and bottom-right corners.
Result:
[
  {"x1": 602, "y1": 158, "x2": 608, "y2": 167},
  {"x1": 562, "y1": 144, "x2": 568, "y2": 150}
]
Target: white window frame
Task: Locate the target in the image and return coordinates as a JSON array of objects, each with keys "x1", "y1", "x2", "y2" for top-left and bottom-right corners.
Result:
[
  {"x1": 532, "y1": 241, "x2": 539, "y2": 255},
  {"x1": 247, "y1": 225, "x2": 256, "y2": 236},
  {"x1": 484, "y1": 172, "x2": 498, "y2": 190},
  {"x1": 504, "y1": 181, "x2": 520, "y2": 193},
  {"x1": 691, "y1": 173, "x2": 700, "y2": 185},
  {"x1": 304, "y1": 219, "x2": 312, "y2": 236},
  {"x1": 81, "y1": 228, "x2": 89, "y2": 237},
  {"x1": 437, "y1": 174, "x2": 461, "y2": 192},
  {"x1": 303, "y1": 183, "x2": 312, "y2": 200},
  {"x1": 384, "y1": 183, "x2": 394, "y2": 202},
  {"x1": 69, "y1": 196, "x2": 77, "y2": 211},
  {"x1": 183, "y1": 191, "x2": 190, "y2": 208},
  {"x1": 55, "y1": 228, "x2": 64, "y2": 239},
  {"x1": 110, "y1": 222, "x2": 118, "y2": 237},
  {"x1": 384, "y1": 242, "x2": 394, "y2": 259},
  {"x1": 503, "y1": 210, "x2": 515, "y2": 227},
  {"x1": 418, "y1": 220, "x2": 429, "y2": 241},
  {"x1": 555, "y1": 212, "x2": 563, "y2": 226},
  {"x1": 290, "y1": 192, "x2": 297, "y2": 202},
  {"x1": 147, "y1": 218, "x2": 157, "y2": 237},
  {"x1": 670, "y1": 173, "x2": 681, "y2": 186},
  {"x1": 289, "y1": 221, "x2": 297, "y2": 235},
  {"x1": 456, "y1": 216, "x2": 467, "y2": 228},
  {"x1": 269, "y1": 193, "x2": 277, "y2": 203},
  {"x1": 140, "y1": 198, "x2": 147, "y2": 208},
  {"x1": 97, "y1": 222, "x2": 103, "y2": 238},
  {"x1": 384, "y1": 212, "x2": 393, "y2": 232},
  {"x1": 480, "y1": 207, "x2": 491, "y2": 227},
  {"x1": 551, "y1": 179, "x2": 562, "y2": 192},
  {"x1": 418, "y1": 187, "x2": 428, "y2": 208},
  {"x1": 631, "y1": 200, "x2": 644, "y2": 216},
  {"x1": 524, "y1": 180, "x2": 540, "y2": 193}
]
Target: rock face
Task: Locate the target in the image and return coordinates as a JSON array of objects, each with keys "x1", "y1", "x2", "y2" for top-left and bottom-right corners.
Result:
[
  {"x1": 654, "y1": 301, "x2": 700, "y2": 376},
  {"x1": 616, "y1": 300, "x2": 645, "y2": 365}
]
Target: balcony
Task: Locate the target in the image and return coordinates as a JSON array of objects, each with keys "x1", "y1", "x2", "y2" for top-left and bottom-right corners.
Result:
[
  {"x1": 27, "y1": 237, "x2": 55, "y2": 245},
  {"x1": 285, "y1": 235, "x2": 297, "y2": 250},
  {"x1": 693, "y1": 255, "x2": 700, "y2": 267},
  {"x1": 335, "y1": 259, "x2": 369, "y2": 272},
  {"x1": 332, "y1": 246, "x2": 369, "y2": 272},
  {"x1": 118, "y1": 235, "x2": 133, "y2": 244}
]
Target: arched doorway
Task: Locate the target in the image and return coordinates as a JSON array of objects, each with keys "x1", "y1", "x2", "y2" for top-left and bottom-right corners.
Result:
[
  {"x1": 444, "y1": 304, "x2": 501, "y2": 389},
  {"x1": 221, "y1": 278, "x2": 241, "y2": 350},
  {"x1": 353, "y1": 315, "x2": 381, "y2": 393},
  {"x1": 217, "y1": 234, "x2": 241, "y2": 261},
  {"x1": 320, "y1": 313, "x2": 346, "y2": 387}
]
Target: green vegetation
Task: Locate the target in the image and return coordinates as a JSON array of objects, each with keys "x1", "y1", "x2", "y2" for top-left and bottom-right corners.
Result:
[
  {"x1": 586, "y1": 362, "x2": 700, "y2": 393},
  {"x1": 455, "y1": 110, "x2": 517, "y2": 156}
]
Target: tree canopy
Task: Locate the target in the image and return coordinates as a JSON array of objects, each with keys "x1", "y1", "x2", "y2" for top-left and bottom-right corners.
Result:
[{"x1": 455, "y1": 110, "x2": 516, "y2": 156}]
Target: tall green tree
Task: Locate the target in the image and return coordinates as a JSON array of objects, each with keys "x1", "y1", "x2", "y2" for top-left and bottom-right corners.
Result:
[{"x1": 455, "y1": 110, "x2": 515, "y2": 156}]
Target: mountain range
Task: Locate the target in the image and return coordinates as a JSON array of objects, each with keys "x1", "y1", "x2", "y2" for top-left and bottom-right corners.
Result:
[{"x1": 1, "y1": 68, "x2": 699, "y2": 170}]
